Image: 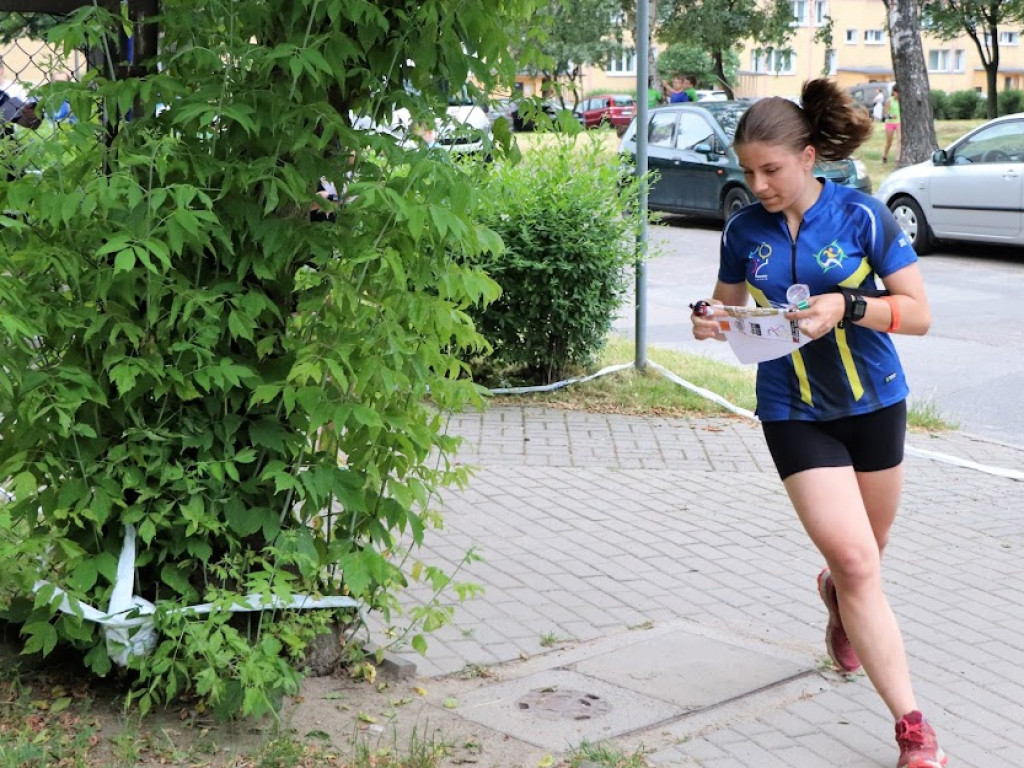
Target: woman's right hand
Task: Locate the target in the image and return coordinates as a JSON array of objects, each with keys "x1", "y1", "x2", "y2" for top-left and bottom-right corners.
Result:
[{"x1": 691, "y1": 299, "x2": 726, "y2": 341}]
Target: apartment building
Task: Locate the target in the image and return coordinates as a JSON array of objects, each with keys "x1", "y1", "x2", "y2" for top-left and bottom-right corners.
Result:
[{"x1": 580, "y1": 0, "x2": 1024, "y2": 99}]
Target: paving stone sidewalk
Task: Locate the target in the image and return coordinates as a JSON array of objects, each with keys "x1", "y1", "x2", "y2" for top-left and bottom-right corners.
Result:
[{"x1": 391, "y1": 405, "x2": 1024, "y2": 767}]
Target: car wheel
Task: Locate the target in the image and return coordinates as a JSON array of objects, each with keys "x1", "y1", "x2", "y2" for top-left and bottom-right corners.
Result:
[
  {"x1": 888, "y1": 196, "x2": 932, "y2": 255},
  {"x1": 723, "y1": 187, "x2": 752, "y2": 219}
]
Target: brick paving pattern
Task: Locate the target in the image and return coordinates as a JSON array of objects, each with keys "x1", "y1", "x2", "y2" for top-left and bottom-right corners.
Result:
[{"x1": 392, "y1": 405, "x2": 1024, "y2": 767}]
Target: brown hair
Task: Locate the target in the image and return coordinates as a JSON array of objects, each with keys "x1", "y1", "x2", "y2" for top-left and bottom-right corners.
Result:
[{"x1": 733, "y1": 78, "x2": 873, "y2": 161}]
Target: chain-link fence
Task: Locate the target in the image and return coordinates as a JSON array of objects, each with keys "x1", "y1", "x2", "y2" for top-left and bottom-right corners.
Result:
[
  {"x1": 1, "y1": 11, "x2": 83, "y2": 122},
  {"x1": 0, "y1": 10, "x2": 83, "y2": 153}
]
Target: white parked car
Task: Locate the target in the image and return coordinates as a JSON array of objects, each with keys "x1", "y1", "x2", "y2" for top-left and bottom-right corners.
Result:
[
  {"x1": 695, "y1": 89, "x2": 728, "y2": 102},
  {"x1": 874, "y1": 112, "x2": 1024, "y2": 253},
  {"x1": 351, "y1": 95, "x2": 492, "y2": 157}
]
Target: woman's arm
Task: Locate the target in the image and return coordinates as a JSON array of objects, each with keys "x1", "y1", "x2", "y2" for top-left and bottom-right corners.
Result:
[
  {"x1": 786, "y1": 263, "x2": 930, "y2": 339},
  {"x1": 869, "y1": 263, "x2": 931, "y2": 335}
]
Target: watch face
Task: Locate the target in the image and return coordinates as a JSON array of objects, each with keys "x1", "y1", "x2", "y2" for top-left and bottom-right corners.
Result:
[{"x1": 852, "y1": 296, "x2": 867, "y2": 321}]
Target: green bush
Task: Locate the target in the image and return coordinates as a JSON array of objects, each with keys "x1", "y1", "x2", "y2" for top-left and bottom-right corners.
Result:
[
  {"x1": 930, "y1": 89, "x2": 951, "y2": 120},
  {"x1": 466, "y1": 138, "x2": 641, "y2": 384},
  {"x1": 0, "y1": 0, "x2": 530, "y2": 719},
  {"x1": 948, "y1": 89, "x2": 982, "y2": 119},
  {"x1": 997, "y1": 89, "x2": 1024, "y2": 116}
]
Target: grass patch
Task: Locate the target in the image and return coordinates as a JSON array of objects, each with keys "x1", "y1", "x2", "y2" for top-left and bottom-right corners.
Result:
[
  {"x1": 567, "y1": 740, "x2": 650, "y2": 768},
  {"x1": 857, "y1": 118, "x2": 983, "y2": 187},
  {"x1": 488, "y1": 335, "x2": 757, "y2": 418},
  {"x1": 908, "y1": 395, "x2": 960, "y2": 432},
  {"x1": 487, "y1": 335, "x2": 957, "y2": 432}
]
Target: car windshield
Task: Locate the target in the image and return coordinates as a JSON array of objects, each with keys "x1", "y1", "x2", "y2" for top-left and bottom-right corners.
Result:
[{"x1": 700, "y1": 102, "x2": 749, "y2": 140}]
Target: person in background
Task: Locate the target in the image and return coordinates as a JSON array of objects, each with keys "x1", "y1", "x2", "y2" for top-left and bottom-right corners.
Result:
[
  {"x1": 872, "y1": 86, "x2": 886, "y2": 122},
  {"x1": 647, "y1": 79, "x2": 664, "y2": 109},
  {"x1": 882, "y1": 85, "x2": 901, "y2": 163},
  {"x1": 690, "y1": 78, "x2": 947, "y2": 768},
  {"x1": 668, "y1": 74, "x2": 698, "y2": 104}
]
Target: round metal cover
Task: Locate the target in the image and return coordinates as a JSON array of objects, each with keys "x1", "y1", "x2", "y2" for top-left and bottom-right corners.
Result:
[{"x1": 516, "y1": 687, "x2": 610, "y2": 721}]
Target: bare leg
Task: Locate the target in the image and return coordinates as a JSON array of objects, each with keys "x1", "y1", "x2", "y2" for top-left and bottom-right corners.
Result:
[
  {"x1": 784, "y1": 465, "x2": 917, "y2": 719},
  {"x1": 882, "y1": 128, "x2": 894, "y2": 162}
]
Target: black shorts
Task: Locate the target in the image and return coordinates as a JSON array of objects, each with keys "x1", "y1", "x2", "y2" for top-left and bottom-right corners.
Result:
[{"x1": 761, "y1": 400, "x2": 907, "y2": 480}]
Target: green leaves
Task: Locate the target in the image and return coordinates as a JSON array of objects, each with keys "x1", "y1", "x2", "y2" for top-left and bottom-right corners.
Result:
[
  {"x1": 467, "y1": 135, "x2": 641, "y2": 383},
  {"x1": 0, "y1": 0, "x2": 537, "y2": 720}
]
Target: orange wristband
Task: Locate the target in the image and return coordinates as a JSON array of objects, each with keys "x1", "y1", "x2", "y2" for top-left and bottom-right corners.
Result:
[{"x1": 881, "y1": 295, "x2": 901, "y2": 333}]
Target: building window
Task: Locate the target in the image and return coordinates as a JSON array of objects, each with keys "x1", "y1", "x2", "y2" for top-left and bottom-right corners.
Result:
[
  {"x1": 791, "y1": 0, "x2": 806, "y2": 25},
  {"x1": 864, "y1": 29, "x2": 885, "y2": 44},
  {"x1": 751, "y1": 49, "x2": 796, "y2": 75},
  {"x1": 826, "y1": 49, "x2": 837, "y2": 75},
  {"x1": 814, "y1": 0, "x2": 827, "y2": 26},
  {"x1": 606, "y1": 48, "x2": 636, "y2": 75},
  {"x1": 1000, "y1": 31, "x2": 1020, "y2": 46},
  {"x1": 954, "y1": 49, "x2": 966, "y2": 72},
  {"x1": 928, "y1": 49, "x2": 951, "y2": 72},
  {"x1": 845, "y1": 28, "x2": 857, "y2": 44}
]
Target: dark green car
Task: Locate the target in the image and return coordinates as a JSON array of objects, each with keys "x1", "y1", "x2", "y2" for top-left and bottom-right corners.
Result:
[{"x1": 618, "y1": 101, "x2": 873, "y2": 220}]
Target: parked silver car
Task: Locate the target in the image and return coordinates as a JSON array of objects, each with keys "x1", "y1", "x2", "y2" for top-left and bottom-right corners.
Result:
[{"x1": 875, "y1": 112, "x2": 1024, "y2": 253}]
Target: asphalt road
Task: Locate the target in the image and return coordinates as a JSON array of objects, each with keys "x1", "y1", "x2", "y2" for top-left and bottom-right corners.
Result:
[{"x1": 613, "y1": 215, "x2": 1024, "y2": 448}]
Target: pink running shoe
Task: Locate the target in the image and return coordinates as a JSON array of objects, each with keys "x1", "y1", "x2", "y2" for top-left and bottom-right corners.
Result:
[
  {"x1": 816, "y1": 568, "x2": 861, "y2": 673},
  {"x1": 895, "y1": 710, "x2": 948, "y2": 768}
]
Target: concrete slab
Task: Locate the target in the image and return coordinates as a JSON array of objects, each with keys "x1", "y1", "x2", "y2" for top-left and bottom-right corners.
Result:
[
  {"x1": 573, "y1": 629, "x2": 811, "y2": 711},
  {"x1": 454, "y1": 668, "x2": 686, "y2": 751},
  {"x1": 451, "y1": 627, "x2": 813, "y2": 751}
]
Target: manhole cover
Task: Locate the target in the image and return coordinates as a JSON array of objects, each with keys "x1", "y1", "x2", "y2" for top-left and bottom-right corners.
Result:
[{"x1": 516, "y1": 688, "x2": 610, "y2": 721}]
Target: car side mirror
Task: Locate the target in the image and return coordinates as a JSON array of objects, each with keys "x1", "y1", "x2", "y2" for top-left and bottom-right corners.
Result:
[
  {"x1": 694, "y1": 142, "x2": 717, "y2": 159},
  {"x1": 932, "y1": 149, "x2": 949, "y2": 165}
]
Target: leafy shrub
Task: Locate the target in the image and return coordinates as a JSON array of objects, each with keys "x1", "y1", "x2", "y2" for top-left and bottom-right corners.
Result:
[
  {"x1": 466, "y1": 138, "x2": 641, "y2": 384},
  {"x1": 0, "y1": 0, "x2": 528, "y2": 718},
  {"x1": 930, "y1": 89, "x2": 951, "y2": 120},
  {"x1": 998, "y1": 89, "x2": 1024, "y2": 116},
  {"x1": 948, "y1": 89, "x2": 983, "y2": 119}
]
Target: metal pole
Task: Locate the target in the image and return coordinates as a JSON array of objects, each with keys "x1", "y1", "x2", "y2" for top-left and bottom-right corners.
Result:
[{"x1": 634, "y1": 0, "x2": 650, "y2": 370}]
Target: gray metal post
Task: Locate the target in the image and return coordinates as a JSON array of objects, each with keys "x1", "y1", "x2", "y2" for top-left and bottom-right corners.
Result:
[{"x1": 634, "y1": 0, "x2": 650, "y2": 370}]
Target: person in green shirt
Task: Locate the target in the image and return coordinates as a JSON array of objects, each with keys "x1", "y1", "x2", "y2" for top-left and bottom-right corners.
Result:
[
  {"x1": 647, "y1": 82, "x2": 663, "y2": 108},
  {"x1": 882, "y1": 85, "x2": 901, "y2": 163}
]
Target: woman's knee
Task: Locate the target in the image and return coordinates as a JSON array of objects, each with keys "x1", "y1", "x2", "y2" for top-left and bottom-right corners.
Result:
[{"x1": 827, "y1": 549, "x2": 881, "y2": 589}]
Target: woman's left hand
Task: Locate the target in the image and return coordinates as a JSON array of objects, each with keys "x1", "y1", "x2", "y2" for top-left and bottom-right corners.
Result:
[{"x1": 785, "y1": 293, "x2": 845, "y2": 340}]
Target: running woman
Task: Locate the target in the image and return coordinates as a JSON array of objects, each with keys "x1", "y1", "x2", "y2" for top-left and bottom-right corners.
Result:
[{"x1": 690, "y1": 78, "x2": 947, "y2": 768}]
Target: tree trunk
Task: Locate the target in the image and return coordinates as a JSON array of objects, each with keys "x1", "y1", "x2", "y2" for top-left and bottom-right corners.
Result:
[
  {"x1": 985, "y1": 23, "x2": 999, "y2": 119},
  {"x1": 883, "y1": 0, "x2": 937, "y2": 166},
  {"x1": 648, "y1": 0, "x2": 660, "y2": 93},
  {"x1": 713, "y1": 50, "x2": 733, "y2": 99}
]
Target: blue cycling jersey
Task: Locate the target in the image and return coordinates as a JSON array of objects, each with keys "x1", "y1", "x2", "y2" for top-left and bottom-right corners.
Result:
[{"x1": 719, "y1": 181, "x2": 918, "y2": 422}]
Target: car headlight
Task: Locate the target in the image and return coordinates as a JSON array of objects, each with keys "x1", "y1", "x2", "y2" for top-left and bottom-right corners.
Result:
[{"x1": 852, "y1": 159, "x2": 869, "y2": 180}]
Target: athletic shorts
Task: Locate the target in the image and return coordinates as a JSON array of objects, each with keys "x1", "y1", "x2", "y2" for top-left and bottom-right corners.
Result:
[
  {"x1": 885, "y1": 122, "x2": 900, "y2": 133},
  {"x1": 761, "y1": 400, "x2": 907, "y2": 480}
]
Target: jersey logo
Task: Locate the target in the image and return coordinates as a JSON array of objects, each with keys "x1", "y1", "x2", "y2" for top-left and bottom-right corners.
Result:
[
  {"x1": 814, "y1": 240, "x2": 846, "y2": 272},
  {"x1": 748, "y1": 242, "x2": 772, "y2": 280}
]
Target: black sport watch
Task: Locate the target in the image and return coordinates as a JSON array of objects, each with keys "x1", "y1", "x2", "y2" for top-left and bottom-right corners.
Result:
[{"x1": 843, "y1": 292, "x2": 867, "y2": 323}]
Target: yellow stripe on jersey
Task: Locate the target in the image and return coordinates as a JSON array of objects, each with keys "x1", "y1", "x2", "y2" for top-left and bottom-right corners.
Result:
[
  {"x1": 746, "y1": 283, "x2": 770, "y2": 308},
  {"x1": 835, "y1": 258, "x2": 872, "y2": 401},
  {"x1": 748, "y1": 281, "x2": 814, "y2": 403},
  {"x1": 835, "y1": 323, "x2": 865, "y2": 401},
  {"x1": 838, "y1": 258, "x2": 873, "y2": 289},
  {"x1": 791, "y1": 349, "x2": 813, "y2": 405}
]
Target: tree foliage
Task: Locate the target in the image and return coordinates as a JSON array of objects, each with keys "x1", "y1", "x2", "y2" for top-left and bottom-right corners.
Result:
[
  {"x1": 0, "y1": 0, "x2": 533, "y2": 718},
  {"x1": 657, "y1": 0, "x2": 794, "y2": 97},
  {"x1": 0, "y1": 10, "x2": 62, "y2": 47},
  {"x1": 527, "y1": 0, "x2": 626, "y2": 102},
  {"x1": 922, "y1": 0, "x2": 1024, "y2": 118},
  {"x1": 656, "y1": 43, "x2": 739, "y2": 88}
]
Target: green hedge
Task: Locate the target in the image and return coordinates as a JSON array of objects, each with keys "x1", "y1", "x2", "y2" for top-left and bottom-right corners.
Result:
[
  {"x1": 466, "y1": 138, "x2": 641, "y2": 384},
  {"x1": 930, "y1": 88, "x2": 1024, "y2": 119}
]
